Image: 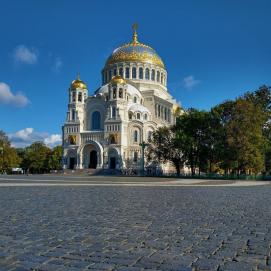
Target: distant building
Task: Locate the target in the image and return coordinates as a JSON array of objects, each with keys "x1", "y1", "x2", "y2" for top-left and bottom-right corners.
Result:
[{"x1": 62, "y1": 26, "x2": 180, "y2": 172}]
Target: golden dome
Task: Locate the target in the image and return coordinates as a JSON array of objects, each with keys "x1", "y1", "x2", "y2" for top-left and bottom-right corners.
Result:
[
  {"x1": 110, "y1": 75, "x2": 126, "y2": 84},
  {"x1": 105, "y1": 25, "x2": 165, "y2": 69},
  {"x1": 71, "y1": 74, "x2": 87, "y2": 90}
]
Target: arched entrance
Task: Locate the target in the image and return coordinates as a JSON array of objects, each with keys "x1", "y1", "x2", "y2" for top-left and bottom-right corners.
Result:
[
  {"x1": 66, "y1": 149, "x2": 77, "y2": 170},
  {"x1": 89, "y1": 150, "x2": 97, "y2": 169},
  {"x1": 69, "y1": 157, "x2": 76, "y2": 169},
  {"x1": 80, "y1": 140, "x2": 103, "y2": 169},
  {"x1": 108, "y1": 148, "x2": 119, "y2": 169},
  {"x1": 110, "y1": 157, "x2": 116, "y2": 169}
]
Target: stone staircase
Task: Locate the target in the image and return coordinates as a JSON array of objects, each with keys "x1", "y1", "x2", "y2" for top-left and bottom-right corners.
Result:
[{"x1": 63, "y1": 168, "x2": 102, "y2": 176}]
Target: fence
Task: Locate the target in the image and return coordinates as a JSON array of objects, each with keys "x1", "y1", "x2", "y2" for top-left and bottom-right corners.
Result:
[{"x1": 159, "y1": 172, "x2": 271, "y2": 180}]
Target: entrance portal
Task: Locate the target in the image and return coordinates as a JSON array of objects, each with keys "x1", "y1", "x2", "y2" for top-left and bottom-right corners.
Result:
[
  {"x1": 69, "y1": 157, "x2": 76, "y2": 169},
  {"x1": 110, "y1": 157, "x2": 116, "y2": 169},
  {"x1": 89, "y1": 150, "x2": 97, "y2": 169}
]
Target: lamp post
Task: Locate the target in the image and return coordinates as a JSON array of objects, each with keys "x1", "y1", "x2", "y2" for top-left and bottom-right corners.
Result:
[{"x1": 139, "y1": 141, "x2": 149, "y2": 176}]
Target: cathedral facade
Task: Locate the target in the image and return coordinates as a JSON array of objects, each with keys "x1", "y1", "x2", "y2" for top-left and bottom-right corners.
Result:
[{"x1": 62, "y1": 26, "x2": 180, "y2": 172}]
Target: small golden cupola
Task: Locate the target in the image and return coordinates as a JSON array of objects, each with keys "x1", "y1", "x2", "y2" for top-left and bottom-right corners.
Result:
[
  {"x1": 110, "y1": 75, "x2": 126, "y2": 85},
  {"x1": 71, "y1": 74, "x2": 87, "y2": 90}
]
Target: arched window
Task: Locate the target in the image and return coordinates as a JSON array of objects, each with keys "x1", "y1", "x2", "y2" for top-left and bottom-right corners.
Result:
[
  {"x1": 134, "y1": 130, "x2": 138, "y2": 142},
  {"x1": 144, "y1": 113, "x2": 148, "y2": 120},
  {"x1": 133, "y1": 96, "x2": 137, "y2": 103},
  {"x1": 137, "y1": 113, "x2": 140, "y2": 120},
  {"x1": 109, "y1": 134, "x2": 116, "y2": 144},
  {"x1": 119, "y1": 88, "x2": 123, "y2": 98},
  {"x1": 68, "y1": 135, "x2": 76, "y2": 145},
  {"x1": 133, "y1": 151, "x2": 138, "y2": 162},
  {"x1": 147, "y1": 131, "x2": 152, "y2": 142},
  {"x1": 161, "y1": 73, "x2": 164, "y2": 84},
  {"x1": 145, "y1": 68, "x2": 150, "y2": 80},
  {"x1": 151, "y1": 69, "x2": 155, "y2": 81},
  {"x1": 164, "y1": 108, "x2": 167, "y2": 120},
  {"x1": 119, "y1": 68, "x2": 123, "y2": 77},
  {"x1": 72, "y1": 109, "x2": 76, "y2": 120},
  {"x1": 157, "y1": 71, "x2": 160, "y2": 82},
  {"x1": 113, "y1": 68, "x2": 117, "y2": 76},
  {"x1": 125, "y1": 67, "x2": 130, "y2": 78},
  {"x1": 92, "y1": 111, "x2": 101, "y2": 130},
  {"x1": 129, "y1": 112, "x2": 133, "y2": 120},
  {"x1": 158, "y1": 105, "x2": 161, "y2": 117},
  {"x1": 139, "y1": 67, "x2": 143, "y2": 79},
  {"x1": 109, "y1": 70, "x2": 112, "y2": 80},
  {"x1": 132, "y1": 67, "x2": 137, "y2": 79},
  {"x1": 72, "y1": 92, "x2": 76, "y2": 102},
  {"x1": 105, "y1": 71, "x2": 108, "y2": 83},
  {"x1": 112, "y1": 107, "x2": 116, "y2": 118},
  {"x1": 113, "y1": 88, "x2": 116, "y2": 99},
  {"x1": 78, "y1": 92, "x2": 82, "y2": 102}
]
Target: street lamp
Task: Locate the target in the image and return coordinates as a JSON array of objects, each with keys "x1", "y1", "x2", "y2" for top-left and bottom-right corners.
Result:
[{"x1": 139, "y1": 141, "x2": 149, "y2": 176}]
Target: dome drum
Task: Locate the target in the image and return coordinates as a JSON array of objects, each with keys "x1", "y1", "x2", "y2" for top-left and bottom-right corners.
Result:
[{"x1": 102, "y1": 63, "x2": 167, "y2": 86}]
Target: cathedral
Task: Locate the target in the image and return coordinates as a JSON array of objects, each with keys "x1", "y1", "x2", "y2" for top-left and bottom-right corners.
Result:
[{"x1": 62, "y1": 26, "x2": 180, "y2": 172}]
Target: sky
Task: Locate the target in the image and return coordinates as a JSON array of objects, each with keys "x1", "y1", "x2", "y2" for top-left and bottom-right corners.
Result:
[{"x1": 0, "y1": 0, "x2": 271, "y2": 147}]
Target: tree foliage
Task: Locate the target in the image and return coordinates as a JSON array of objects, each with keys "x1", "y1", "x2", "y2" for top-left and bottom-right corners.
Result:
[
  {"x1": 148, "y1": 85, "x2": 271, "y2": 176},
  {"x1": 0, "y1": 130, "x2": 21, "y2": 173},
  {"x1": 47, "y1": 145, "x2": 63, "y2": 171},
  {"x1": 19, "y1": 142, "x2": 63, "y2": 173},
  {"x1": 148, "y1": 127, "x2": 185, "y2": 175}
]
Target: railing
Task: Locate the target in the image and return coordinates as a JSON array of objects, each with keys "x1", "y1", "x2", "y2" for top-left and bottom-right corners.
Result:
[
  {"x1": 81, "y1": 131, "x2": 105, "y2": 144},
  {"x1": 155, "y1": 173, "x2": 270, "y2": 180}
]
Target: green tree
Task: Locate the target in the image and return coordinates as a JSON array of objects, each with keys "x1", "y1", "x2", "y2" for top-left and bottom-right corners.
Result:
[
  {"x1": 174, "y1": 109, "x2": 217, "y2": 175},
  {"x1": 46, "y1": 145, "x2": 63, "y2": 171},
  {"x1": 148, "y1": 127, "x2": 185, "y2": 176},
  {"x1": 243, "y1": 85, "x2": 271, "y2": 173},
  {"x1": 212, "y1": 98, "x2": 266, "y2": 174},
  {"x1": 211, "y1": 101, "x2": 236, "y2": 173},
  {"x1": 21, "y1": 142, "x2": 51, "y2": 174},
  {"x1": 226, "y1": 99, "x2": 265, "y2": 174},
  {"x1": 0, "y1": 130, "x2": 21, "y2": 173}
]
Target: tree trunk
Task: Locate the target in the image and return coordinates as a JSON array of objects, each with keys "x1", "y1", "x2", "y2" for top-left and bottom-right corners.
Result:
[{"x1": 191, "y1": 164, "x2": 195, "y2": 176}]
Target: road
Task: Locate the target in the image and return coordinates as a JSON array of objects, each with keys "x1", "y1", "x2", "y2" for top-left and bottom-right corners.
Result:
[{"x1": 0, "y1": 175, "x2": 270, "y2": 270}]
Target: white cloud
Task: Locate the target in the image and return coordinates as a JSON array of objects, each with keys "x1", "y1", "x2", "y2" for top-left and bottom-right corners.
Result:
[
  {"x1": 0, "y1": 82, "x2": 29, "y2": 107},
  {"x1": 183, "y1": 75, "x2": 200, "y2": 89},
  {"x1": 44, "y1": 134, "x2": 62, "y2": 146},
  {"x1": 52, "y1": 57, "x2": 63, "y2": 72},
  {"x1": 9, "y1": 128, "x2": 62, "y2": 148},
  {"x1": 13, "y1": 45, "x2": 38, "y2": 64}
]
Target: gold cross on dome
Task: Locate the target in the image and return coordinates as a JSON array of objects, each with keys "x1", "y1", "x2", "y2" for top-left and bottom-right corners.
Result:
[
  {"x1": 132, "y1": 23, "x2": 138, "y2": 43},
  {"x1": 132, "y1": 23, "x2": 138, "y2": 32}
]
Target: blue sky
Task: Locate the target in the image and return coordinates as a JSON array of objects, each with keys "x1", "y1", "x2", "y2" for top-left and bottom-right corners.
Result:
[{"x1": 1, "y1": 0, "x2": 271, "y2": 147}]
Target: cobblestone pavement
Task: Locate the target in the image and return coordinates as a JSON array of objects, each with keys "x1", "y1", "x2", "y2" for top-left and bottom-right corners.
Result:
[{"x1": 0, "y1": 179, "x2": 271, "y2": 270}]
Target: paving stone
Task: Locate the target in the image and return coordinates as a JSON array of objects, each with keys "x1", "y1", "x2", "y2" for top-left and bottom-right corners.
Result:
[{"x1": 0, "y1": 179, "x2": 271, "y2": 270}]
